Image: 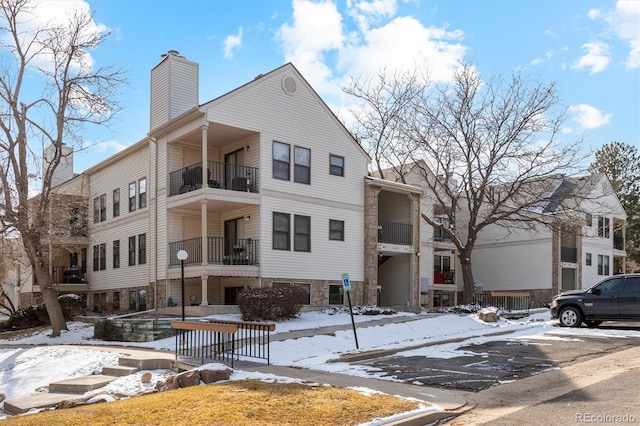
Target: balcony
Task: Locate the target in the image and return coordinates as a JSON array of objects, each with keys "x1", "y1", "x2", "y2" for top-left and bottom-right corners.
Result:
[
  {"x1": 378, "y1": 220, "x2": 412, "y2": 246},
  {"x1": 169, "y1": 161, "x2": 259, "y2": 197},
  {"x1": 560, "y1": 246, "x2": 577, "y2": 263},
  {"x1": 613, "y1": 235, "x2": 624, "y2": 251},
  {"x1": 52, "y1": 266, "x2": 87, "y2": 284},
  {"x1": 168, "y1": 237, "x2": 259, "y2": 266}
]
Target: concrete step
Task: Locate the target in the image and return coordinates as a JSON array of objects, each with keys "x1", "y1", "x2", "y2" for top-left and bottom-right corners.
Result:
[
  {"x1": 102, "y1": 364, "x2": 139, "y2": 376},
  {"x1": 48, "y1": 374, "x2": 118, "y2": 394},
  {"x1": 3, "y1": 392, "x2": 81, "y2": 415},
  {"x1": 118, "y1": 353, "x2": 174, "y2": 370}
]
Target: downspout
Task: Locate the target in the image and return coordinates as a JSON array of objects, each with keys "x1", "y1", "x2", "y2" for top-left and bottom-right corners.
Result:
[{"x1": 150, "y1": 137, "x2": 158, "y2": 313}]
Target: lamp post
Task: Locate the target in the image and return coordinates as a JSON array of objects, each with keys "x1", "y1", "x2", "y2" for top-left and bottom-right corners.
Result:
[{"x1": 177, "y1": 250, "x2": 188, "y2": 321}]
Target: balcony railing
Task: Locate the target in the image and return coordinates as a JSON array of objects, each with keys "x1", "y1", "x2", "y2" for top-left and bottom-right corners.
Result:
[
  {"x1": 560, "y1": 246, "x2": 577, "y2": 263},
  {"x1": 52, "y1": 266, "x2": 87, "y2": 284},
  {"x1": 613, "y1": 235, "x2": 624, "y2": 251},
  {"x1": 378, "y1": 220, "x2": 413, "y2": 245},
  {"x1": 169, "y1": 161, "x2": 259, "y2": 196},
  {"x1": 169, "y1": 237, "x2": 259, "y2": 266}
]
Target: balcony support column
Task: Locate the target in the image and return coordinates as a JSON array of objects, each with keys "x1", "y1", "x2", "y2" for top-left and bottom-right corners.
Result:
[
  {"x1": 200, "y1": 199, "x2": 209, "y2": 305},
  {"x1": 201, "y1": 125, "x2": 208, "y2": 187}
]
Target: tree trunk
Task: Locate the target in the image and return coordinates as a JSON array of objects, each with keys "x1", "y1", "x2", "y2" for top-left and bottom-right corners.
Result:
[
  {"x1": 458, "y1": 251, "x2": 476, "y2": 305},
  {"x1": 22, "y1": 234, "x2": 68, "y2": 337}
]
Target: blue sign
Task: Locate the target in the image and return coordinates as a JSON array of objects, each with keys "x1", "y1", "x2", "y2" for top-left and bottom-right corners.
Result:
[{"x1": 341, "y1": 273, "x2": 350, "y2": 292}]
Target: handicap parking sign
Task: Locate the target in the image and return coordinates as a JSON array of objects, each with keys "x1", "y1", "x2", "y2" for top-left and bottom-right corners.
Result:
[{"x1": 341, "y1": 273, "x2": 350, "y2": 292}]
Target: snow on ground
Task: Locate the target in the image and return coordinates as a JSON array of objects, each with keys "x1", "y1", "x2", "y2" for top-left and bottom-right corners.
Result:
[{"x1": 2, "y1": 308, "x2": 640, "y2": 418}]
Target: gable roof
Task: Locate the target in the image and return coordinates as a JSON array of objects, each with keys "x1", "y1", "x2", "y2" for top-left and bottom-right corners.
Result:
[{"x1": 199, "y1": 62, "x2": 370, "y2": 160}]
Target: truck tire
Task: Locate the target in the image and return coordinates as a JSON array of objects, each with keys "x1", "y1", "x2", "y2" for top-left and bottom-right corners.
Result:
[{"x1": 559, "y1": 306, "x2": 583, "y2": 327}]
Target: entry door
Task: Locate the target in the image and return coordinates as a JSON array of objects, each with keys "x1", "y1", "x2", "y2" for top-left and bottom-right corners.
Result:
[
  {"x1": 224, "y1": 217, "x2": 245, "y2": 256},
  {"x1": 224, "y1": 148, "x2": 245, "y2": 189}
]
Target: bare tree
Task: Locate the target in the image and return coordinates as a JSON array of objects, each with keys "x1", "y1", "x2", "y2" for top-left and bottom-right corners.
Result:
[
  {"x1": 343, "y1": 69, "x2": 428, "y2": 182},
  {"x1": 345, "y1": 63, "x2": 588, "y2": 303},
  {"x1": 0, "y1": 0, "x2": 125, "y2": 336}
]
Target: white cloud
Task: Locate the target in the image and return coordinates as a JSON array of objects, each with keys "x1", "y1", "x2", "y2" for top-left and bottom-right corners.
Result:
[
  {"x1": 10, "y1": 1, "x2": 108, "y2": 72},
  {"x1": 571, "y1": 42, "x2": 610, "y2": 74},
  {"x1": 531, "y1": 49, "x2": 556, "y2": 66},
  {"x1": 568, "y1": 104, "x2": 612, "y2": 129},
  {"x1": 93, "y1": 140, "x2": 129, "y2": 153},
  {"x1": 276, "y1": 0, "x2": 466, "y2": 97},
  {"x1": 340, "y1": 17, "x2": 466, "y2": 84},
  {"x1": 223, "y1": 27, "x2": 244, "y2": 60},
  {"x1": 276, "y1": 0, "x2": 344, "y2": 94},
  {"x1": 606, "y1": 0, "x2": 640, "y2": 68},
  {"x1": 347, "y1": 0, "x2": 397, "y2": 32},
  {"x1": 587, "y1": 9, "x2": 601, "y2": 19}
]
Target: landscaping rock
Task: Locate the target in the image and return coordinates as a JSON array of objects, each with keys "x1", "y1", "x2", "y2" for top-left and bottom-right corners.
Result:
[
  {"x1": 176, "y1": 370, "x2": 200, "y2": 388},
  {"x1": 141, "y1": 372, "x2": 152, "y2": 383},
  {"x1": 199, "y1": 368, "x2": 231, "y2": 384},
  {"x1": 478, "y1": 308, "x2": 500, "y2": 322}
]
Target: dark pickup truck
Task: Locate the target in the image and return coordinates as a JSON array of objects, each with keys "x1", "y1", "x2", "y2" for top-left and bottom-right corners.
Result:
[{"x1": 550, "y1": 274, "x2": 640, "y2": 327}]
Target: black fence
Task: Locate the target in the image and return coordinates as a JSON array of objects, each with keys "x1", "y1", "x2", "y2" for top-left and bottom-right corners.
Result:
[
  {"x1": 472, "y1": 291, "x2": 530, "y2": 313},
  {"x1": 168, "y1": 237, "x2": 259, "y2": 266},
  {"x1": 378, "y1": 220, "x2": 413, "y2": 245},
  {"x1": 172, "y1": 319, "x2": 276, "y2": 367},
  {"x1": 169, "y1": 161, "x2": 259, "y2": 196},
  {"x1": 172, "y1": 321, "x2": 238, "y2": 367}
]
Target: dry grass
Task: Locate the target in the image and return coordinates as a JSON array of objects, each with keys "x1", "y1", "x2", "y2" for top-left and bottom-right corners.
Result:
[{"x1": 2, "y1": 380, "x2": 423, "y2": 425}]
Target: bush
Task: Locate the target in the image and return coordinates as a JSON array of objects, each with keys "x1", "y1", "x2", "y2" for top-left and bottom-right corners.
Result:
[
  {"x1": 237, "y1": 286, "x2": 306, "y2": 321},
  {"x1": 0, "y1": 294, "x2": 83, "y2": 331}
]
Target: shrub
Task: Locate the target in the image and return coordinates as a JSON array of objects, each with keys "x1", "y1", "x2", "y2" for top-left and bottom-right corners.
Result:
[
  {"x1": 237, "y1": 286, "x2": 306, "y2": 321},
  {"x1": 0, "y1": 294, "x2": 84, "y2": 331}
]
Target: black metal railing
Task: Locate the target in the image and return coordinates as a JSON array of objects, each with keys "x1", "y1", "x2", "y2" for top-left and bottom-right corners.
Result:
[
  {"x1": 378, "y1": 220, "x2": 413, "y2": 245},
  {"x1": 52, "y1": 266, "x2": 87, "y2": 284},
  {"x1": 207, "y1": 319, "x2": 275, "y2": 364},
  {"x1": 613, "y1": 235, "x2": 624, "y2": 251},
  {"x1": 472, "y1": 291, "x2": 530, "y2": 313},
  {"x1": 172, "y1": 321, "x2": 237, "y2": 367},
  {"x1": 560, "y1": 246, "x2": 577, "y2": 263},
  {"x1": 168, "y1": 237, "x2": 259, "y2": 266},
  {"x1": 168, "y1": 238, "x2": 203, "y2": 266},
  {"x1": 169, "y1": 161, "x2": 259, "y2": 196},
  {"x1": 172, "y1": 320, "x2": 276, "y2": 367}
]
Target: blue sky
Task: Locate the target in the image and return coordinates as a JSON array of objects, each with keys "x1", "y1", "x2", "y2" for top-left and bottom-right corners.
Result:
[{"x1": 37, "y1": 0, "x2": 640, "y2": 172}]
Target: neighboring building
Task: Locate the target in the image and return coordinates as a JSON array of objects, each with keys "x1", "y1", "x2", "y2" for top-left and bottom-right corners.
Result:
[
  {"x1": 373, "y1": 162, "x2": 461, "y2": 308},
  {"x1": 472, "y1": 174, "x2": 627, "y2": 306}
]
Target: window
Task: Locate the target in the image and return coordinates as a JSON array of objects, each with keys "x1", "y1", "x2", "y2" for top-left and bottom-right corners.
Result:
[
  {"x1": 330, "y1": 154, "x2": 344, "y2": 176},
  {"x1": 585, "y1": 213, "x2": 592, "y2": 227},
  {"x1": 113, "y1": 291, "x2": 120, "y2": 310},
  {"x1": 113, "y1": 189, "x2": 120, "y2": 218},
  {"x1": 294, "y1": 215, "x2": 311, "y2": 252},
  {"x1": 586, "y1": 252, "x2": 592, "y2": 266},
  {"x1": 597, "y1": 254, "x2": 610, "y2": 275},
  {"x1": 99, "y1": 244, "x2": 106, "y2": 270},
  {"x1": 113, "y1": 240, "x2": 120, "y2": 269},
  {"x1": 138, "y1": 233, "x2": 146, "y2": 265},
  {"x1": 100, "y1": 194, "x2": 107, "y2": 222},
  {"x1": 294, "y1": 146, "x2": 310, "y2": 184},
  {"x1": 273, "y1": 141, "x2": 290, "y2": 180},
  {"x1": 93, "y1": 197, "x2": 99, "y2": 223},
  {"x1": 139, "y1": 178, "x2": 147, "y2": 209},
  {"x1": 329, "y1": 219, "x2": 344, "y2": 241},
  {"x1": 93, "y1": 244, "x2": 106, "y2": 271},
  {"x1": 329, "y1": 284, "x2": 344, "y2": 305},
  {"x1": 598, "y1": 216, "x2": 610, "y2": 238},
  {"x1": 294, "y1": 283, "x2": 311, "y2": 305},
  {"x1": 93, "y1": 245, "x2": 99, "y2": 271},
  {"x1": 273, "y1": 212, "x2": 290, "y2": 250},
  {"x1": 129, "y1": 182, "x2": 136, "y2": 212},
  {"x1": 128, "y1": 236, "x2": 136, "y2": 266}
]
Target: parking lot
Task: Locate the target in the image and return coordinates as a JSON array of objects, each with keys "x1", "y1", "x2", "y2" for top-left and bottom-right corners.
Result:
[{"x1": 353, "y1": 322, "x2": 640, "y2": 391}]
